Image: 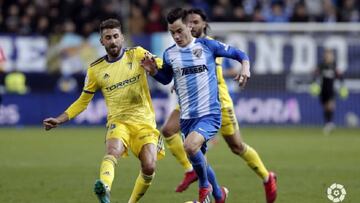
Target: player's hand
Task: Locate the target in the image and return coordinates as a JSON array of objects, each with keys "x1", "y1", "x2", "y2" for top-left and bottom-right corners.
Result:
[
  {"x1": 339, "y1": 86, "x2": 349, "y2": 100},
  {"x1": 141, "y1": 52, "x2": 158, "y2": 76},
  {"x1": 309, "y1": 82, "x2": 320, "y2": 97},
  {"x1": 235, "y1": 60, "x2": 250, "y2": 89},
  {"x1": 43, "y1": 117, "x2": 61, "y2": 131},
  {"x1": 234, "y1": 74, "x2": 249, "y2": 89}
]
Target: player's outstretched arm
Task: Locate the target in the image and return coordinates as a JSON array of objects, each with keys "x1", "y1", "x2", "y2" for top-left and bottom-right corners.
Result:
[
  {"x1": 43, "y1": 87, "x2": 95, "y2": 131},
  {"x1": 202, "y1": 38, "x2": 251, "y2": 88},
  {"x1": 43, "y1": 113, "x2": 69, "y2": 131}
]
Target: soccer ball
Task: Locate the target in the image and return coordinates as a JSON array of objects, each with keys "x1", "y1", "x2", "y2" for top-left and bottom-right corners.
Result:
[{"x1": 184, "y1": 201, "x2": 199, "y2": 203}]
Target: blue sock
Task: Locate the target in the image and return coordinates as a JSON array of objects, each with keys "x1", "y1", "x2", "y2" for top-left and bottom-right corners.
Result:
[
  {"x1": 207, "y1": 165, "x2": 222, "y2": 200},
  {"x1": 189, "y1": 151, "x2": 209, "y2": 188}
]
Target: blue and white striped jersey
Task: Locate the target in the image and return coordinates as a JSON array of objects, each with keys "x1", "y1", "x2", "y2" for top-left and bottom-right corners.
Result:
[{"x1": 154, "y1": 37, "x2": 249, "y2": 119}]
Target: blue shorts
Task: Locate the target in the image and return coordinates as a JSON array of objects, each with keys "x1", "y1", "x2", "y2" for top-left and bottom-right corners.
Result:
[{"x1": 180, "y1": 114, "x2": 221, "y2": 153}]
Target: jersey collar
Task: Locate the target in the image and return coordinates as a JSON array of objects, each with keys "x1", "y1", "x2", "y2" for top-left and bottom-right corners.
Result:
[
  {"x1": 105, "y1": 48, "x2": 125, "y2": 63},
  {"x1": 176, "y1": 37, "x2": 196, "y2": 50}
]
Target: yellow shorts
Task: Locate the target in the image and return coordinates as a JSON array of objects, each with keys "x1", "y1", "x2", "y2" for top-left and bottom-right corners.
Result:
[
  {"x1": 220, "y1": 106, "x2": 239, "y2": 136},
  {"x1": 106, "y1": 121, "x2": 165, "y2": 160}
]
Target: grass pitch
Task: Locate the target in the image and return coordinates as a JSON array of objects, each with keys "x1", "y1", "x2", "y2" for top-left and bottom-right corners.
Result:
[{"x1": 0, "y1": 127, "x2": 359, "y2": 203}]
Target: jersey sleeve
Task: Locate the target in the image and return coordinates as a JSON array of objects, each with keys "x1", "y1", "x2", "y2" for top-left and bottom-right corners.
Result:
[
  {"x1": 64, "y1": 91, "x2": 94, "y2": 119},
  {"x1": 64, "y1": 68, "x2": 97, "y2": 119},
  {"x1": 152, "y1": 51, "x2": 173, "y2": 85},
  {"x1": 222, "y1": 57, "x2": 233, "y2": 70},
  {"x1": 83, "y1": 67, "x2": 98, "y2": 94},
  {"x1": 201, "y1": 38, "x2": 249, "y2": 62}
]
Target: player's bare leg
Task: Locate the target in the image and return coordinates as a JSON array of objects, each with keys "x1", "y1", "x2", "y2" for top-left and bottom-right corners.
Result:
[
  {"x1": 128, "y1": 143, "x2": 157, "y2": 203},
  {"x1": 95, "y1": 138, "x2": 125, "y2": 203},
  {"x1": 162, "y1": 110, "x2": 181, "y2": 139},
  {"x1": 223, "y1": 130, "x2": 277, "y2": 203},
  {"x1": 162, "y1": 109, "x2": 197, "y2": 192}
]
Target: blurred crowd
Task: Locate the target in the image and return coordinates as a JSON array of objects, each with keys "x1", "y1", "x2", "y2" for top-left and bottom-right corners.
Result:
[
  {"x1": 0, "y1": 0, "x2": 359, "y2": 94},
  {"x1": 0, "y1": 0, "x2": 359, "y2": 36}
]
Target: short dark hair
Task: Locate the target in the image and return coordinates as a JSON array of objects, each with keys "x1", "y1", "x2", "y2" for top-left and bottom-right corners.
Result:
[
  {"x1": 99, "y1": 18, "x2": 122, "y2": 34},
  {"x1": 187, "y1": 8, "x2": 210, "y2": 35},
  {"x1": 166, "y1": 8, "x2": 188, "y2": 24}
]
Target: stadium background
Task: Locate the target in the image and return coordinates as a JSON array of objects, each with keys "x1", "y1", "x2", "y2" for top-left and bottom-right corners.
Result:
[{"x1": 0, "y1": 0, "x2": 359, "y2": 203}]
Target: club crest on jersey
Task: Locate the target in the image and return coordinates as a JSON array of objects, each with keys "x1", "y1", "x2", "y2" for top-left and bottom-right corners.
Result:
[
  {"x1": 103, "y1": 73, "x2": 110, "y2": 80},
  {"x1": 127, "y1": 62, "x2": 133, "y2": 69},
  {"x1": 192, "y1": 48, "x2": 203, "y2": 58}
]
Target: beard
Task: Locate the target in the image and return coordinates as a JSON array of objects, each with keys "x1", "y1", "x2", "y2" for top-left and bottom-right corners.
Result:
[
  {"x1": 105, "y1": 44, "x2": 121, "y2": 58},
  {"x1": 191, "y1": 29, "x2": 202, "y2": 38}
]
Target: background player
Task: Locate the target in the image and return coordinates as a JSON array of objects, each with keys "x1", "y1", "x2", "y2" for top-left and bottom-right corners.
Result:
[
  {"x1": 310, "y1": 48, "x2": 348, "y2": 134},
  {"x1": 43, "y1": 19, "x2": 164, "y2": 203},
  {"x1": 141, "y1": 8, "x2": 251, "y2": 203},
  {"x1": 160, "y1": 8, "x2": 277, "y2": 203}
]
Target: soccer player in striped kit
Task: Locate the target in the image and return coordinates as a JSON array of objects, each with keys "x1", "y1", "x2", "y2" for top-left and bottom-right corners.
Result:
[
  {"x1": 161, "y1": 8, "x2": 277, "y2": 203},
  {"x1": 141, "y1": 8, "x2": 250, "y2": 203}
]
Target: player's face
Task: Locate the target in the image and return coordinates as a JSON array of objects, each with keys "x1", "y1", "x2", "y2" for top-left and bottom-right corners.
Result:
[
  {"x1": 168, "y1": 19, "x2": 192, "y2": 47},
  {"x1": 324, "y1": 50, "x2": 335, "y2": 63},
  {"x1": 100, "y1": 28, "x2": 124, "y2": 58},
  {"x1": 188, "y1": 13, "x2": 206, "y2": 38}
]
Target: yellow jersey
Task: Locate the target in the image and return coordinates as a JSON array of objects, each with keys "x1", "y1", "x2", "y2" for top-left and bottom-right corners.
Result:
[
  {"x1": 65, "y1": 46, "x2": 162, "y2": 127},
  {"x1": 207, "y1": 36, "x2": 233, "y2": 108},
  {"x1": 215, "y1": 57, "x2": 233, "y2": 108}
]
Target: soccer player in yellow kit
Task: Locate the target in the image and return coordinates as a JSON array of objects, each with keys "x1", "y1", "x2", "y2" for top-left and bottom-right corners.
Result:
[
  {"x1": 43, "y1": 19, "x2": 164, "y2": 203},
  {"x1": 161, "y1": 9, "x2": 277, "y2": 203}
]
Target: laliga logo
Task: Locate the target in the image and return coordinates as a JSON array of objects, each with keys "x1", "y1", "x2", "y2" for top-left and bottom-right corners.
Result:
[{"x1": 327, "y1": 183, "x2": 346, "y2": 202}]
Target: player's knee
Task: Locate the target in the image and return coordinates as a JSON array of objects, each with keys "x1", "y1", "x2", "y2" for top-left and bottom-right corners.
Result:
[
  {"x1": 183, "y1": 142, "x2": 197, "y2": 156},
  {"x1": 141, "y1": 159, "x2": 156, "y2": 175},
  {"x1": 161, "y1": 125, "x2": 176, "y2": 138},
  {"x1": 106, "y1": 138, "x2": 125, "y2": 159},
  {"x1": 106, "y1": 146, "x2": 122, "y2": 159},
  {"x1": 226, "y1": 139, "x2": 245, "y2": 155},
  {"x1": 230, "y1": 143, "x2": 245, "y2": 155}
]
